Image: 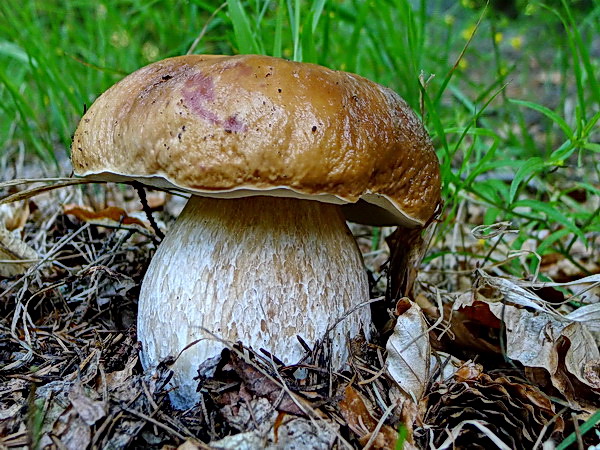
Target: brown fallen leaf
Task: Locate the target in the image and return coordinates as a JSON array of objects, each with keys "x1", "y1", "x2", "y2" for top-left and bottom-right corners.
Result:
[
  {"x1": 386, "y1": 223, "x2": 437, "y2": 299},
  {"x1": 338, "y1": 385, "x2": 398, "y2": 449},
  {"x1": 105, "y1": 355, "x2": 140, "y2": 404},
  {"x1": 454, "y1": 275, "x2": 600, "y2": 411},
  {"x1": 220, "y1": 352, "x2": 313, "y2": 417},
  {"x1": 438, "y1": 300, "x2": 502, "y2": 355},
  {"x1": 63, "y1": 203, "x2": 149, "y2": 229},
  {"x1": 338, "y1": 385, "x2": 378, "y2": 436}
]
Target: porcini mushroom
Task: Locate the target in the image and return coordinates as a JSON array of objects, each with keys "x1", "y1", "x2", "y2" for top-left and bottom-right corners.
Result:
[{"x1": 71, "y1": 54, "x2": 441, "y2": 409}]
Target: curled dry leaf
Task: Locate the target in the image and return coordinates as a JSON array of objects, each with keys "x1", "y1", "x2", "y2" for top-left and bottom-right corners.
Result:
[
  {"x1": 386, "y1": 224, "x2": 437, "y2": 299},
  {"x1": 177, "y1": 439, "x2": 208, "y2": 450},
  {"x1": 0, "y1": 226, "x2": 38, "y2": 277},
  {"x1": 63, "y1": 203, "x2": 149, "y2": 230},
  {"x1": 208, "y1": 432, "x2": 266, "y2": 449},
  {"x1": 486, "y1": 300, "x2": 600, "y2": 395},
  {"x1": 565, "y1": 303, "x2": 600, "y2": 332},
  {"x1": 430, "y1": 351, "x2": 463, "y2": 382},
  {"x1": 455, "y1": 273, "x2": 600, "y2": 410},
  {"x1": 272, "y1": 416, "x2": 338, "y2": 449},
  {"x1": 385, "y1": 298, "x2": 430, "y2": 403}
]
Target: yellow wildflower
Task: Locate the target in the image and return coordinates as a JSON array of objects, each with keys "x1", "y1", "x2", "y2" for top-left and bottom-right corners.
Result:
[{"x1": 510, "y1": 36, "x2": 523, "y2": 50}]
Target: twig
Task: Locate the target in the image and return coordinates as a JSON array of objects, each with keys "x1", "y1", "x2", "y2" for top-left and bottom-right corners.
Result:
[
  {"x1": 132, "y1": 182, "x2": 165, "y2": 242},
  {"x1": 532, "y1": 406, "x2": 569, "y2": 450},
  {"x1": 362, "y1": 400, "x2": 396, "y2": 450},
  {"x1": 120, "y1": 406, "x2": 186, "y2": 440},
  {"x1": 0, "y1": 179, "x2": 98, "y2": 205}
]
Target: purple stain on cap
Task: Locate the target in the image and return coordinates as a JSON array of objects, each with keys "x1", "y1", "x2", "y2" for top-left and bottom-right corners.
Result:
[
  {"x1": 224, "y1": 115, "x2": 247, "y2": 133},
  {"x1": 182, "y1": 71, "x2": 246, "y2": 133}
]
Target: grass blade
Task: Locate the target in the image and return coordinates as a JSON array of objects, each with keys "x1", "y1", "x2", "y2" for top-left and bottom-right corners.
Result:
[{"x1": 227, "y1": 0, "x2": 261, "y2": 54}]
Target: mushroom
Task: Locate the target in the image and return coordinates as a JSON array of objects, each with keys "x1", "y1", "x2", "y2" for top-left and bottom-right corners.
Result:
[{"x1": 71, "y1": 54, "x2": 441, "y2": 409}]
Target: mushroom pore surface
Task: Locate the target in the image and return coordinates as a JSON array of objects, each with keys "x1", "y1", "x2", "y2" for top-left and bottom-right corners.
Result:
[{"x1": 138, "y1": 195, "x2": 371, "y2": 409}]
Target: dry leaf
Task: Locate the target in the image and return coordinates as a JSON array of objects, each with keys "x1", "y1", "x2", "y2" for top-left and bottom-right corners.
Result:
[
  {"x1": 338, "y1": 385, "x2": 398, "y2": 449},
  {"x1": 476, "y1": 271, "x2": 600, "y2": 320},
  {"x1": 38, "y1": 405, "x2": 92, "y2": 450},
  {"x1": 0, "y1": 202, "x2": 30, "y2": 231},
  {"x1": 272, "y1": 416, "x2": 338, "y2": 449},
  {"x1": 338, "y1": 385, "x2": 379, "y2": 435},
  {"x1": 386, "y1": 224, "x2": 437, "y2": 298},
  {"x1": 385, "y1": 298, "x2": 430, "y2": 402},
  {"x1": 0, "y1": 226, "x2": 38, "y2": 277},
  {"x1": 208, "y1": 417, "x2": 338, "y2": 450},
  {"x1": 105, "y1": 355, "x2": 139, "y2": 398},
  {"x1": 486, "y1": 302, "x2": 600, "y2": 390},
  {"x1": 63, "y1": 203, "x2": 149, "y2": 229},
  {"x1": 68, "y1": 383, "x2": 106, "y2": 426},
  {"x1": 454, "y1": 273, "x2": 600, "y2": 410},
  {"x1": 565, "y1": 303, "x2": 600, "y2": 331},
  {"x1": 430, "y1": 351, "x2": 463, "y2": 382},
  {"x1": 440, "y1": 300, "x2": 502, "y2": 354},
  {"x1": 209, "y1": 432, "x2": 267, "y2": 449},
  {"x1": 221, "y1": 352, "x2": 309, "y2": 416}
]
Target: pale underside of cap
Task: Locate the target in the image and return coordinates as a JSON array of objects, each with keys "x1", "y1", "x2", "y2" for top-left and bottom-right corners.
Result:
[{"x1": 72, "y1": 54, "x2": 441, "y2": 227}]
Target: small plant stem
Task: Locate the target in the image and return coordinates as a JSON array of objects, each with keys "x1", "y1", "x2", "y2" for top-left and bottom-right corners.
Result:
[{"x1": 132, "y1": 182, "x2": 165, "y2": 242}]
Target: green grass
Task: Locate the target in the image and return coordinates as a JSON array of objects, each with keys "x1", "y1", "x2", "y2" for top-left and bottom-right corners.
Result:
[{"x1": 1, "y1": 0, "x2": 599, "y2": 277}]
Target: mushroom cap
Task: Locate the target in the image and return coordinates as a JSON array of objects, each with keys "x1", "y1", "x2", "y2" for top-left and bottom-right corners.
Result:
[{"x1": 72, "y1": 54, "x2": 441, "y2": 226}]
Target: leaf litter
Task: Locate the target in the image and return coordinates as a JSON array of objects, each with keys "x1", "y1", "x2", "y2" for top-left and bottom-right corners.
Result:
[{"x1": 0, "y1": 172, "x2": 599, "y2": 449}]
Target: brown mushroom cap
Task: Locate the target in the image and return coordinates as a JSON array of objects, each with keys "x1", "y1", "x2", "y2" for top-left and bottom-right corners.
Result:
[{"x1": 72, "y1": 54, "x2": 441, "y2": 226}]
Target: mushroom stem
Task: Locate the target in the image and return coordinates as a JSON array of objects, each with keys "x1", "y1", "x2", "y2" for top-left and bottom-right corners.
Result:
[{"x1": 138, "y1": 195, "x2": 371, "y2": 408}]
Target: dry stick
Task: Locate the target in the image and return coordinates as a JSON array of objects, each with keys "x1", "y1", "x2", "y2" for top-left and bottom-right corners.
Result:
[
  {"x1": 325, "y1": 296, "x2": 384, "y2": 336},
  {"x1": 132, "y1": 182, "x2": 165, "y2": 242},
  {"x1": 572, "y1": 412, "x2": 585, "y2": 450},
  {"x1": 91, "y1": 387, "x2": 146, "y2": 448},
  {"x1": 119, "y1": 406, "x2": 187, "y2": 442},
  {"x1": 141, "y1": 380, "x2": 197, "y2": 440},
  {"x1": 2, "y1": 223, "x2": 91, "y2": 299},
  {"x1": 266, "y1": 356, "x2": 355, "y2": 450},
  {"x1": 0, "y1": 177, "x2": 87, "y2": 189},
  {"x1": 362, "y1": 401, "x2": 397, "y2": 450},
  {"x1": 0, "y1": 179, "x2": 97, "y2": 205},
  {"x1": 532, "y1": 406, "x2": 569, "y2": 450}
]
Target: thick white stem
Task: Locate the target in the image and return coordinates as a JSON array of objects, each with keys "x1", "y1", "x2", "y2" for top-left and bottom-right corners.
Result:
[{"x1": 138, "y1": 196, "x2": 371, "y2": 408}]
